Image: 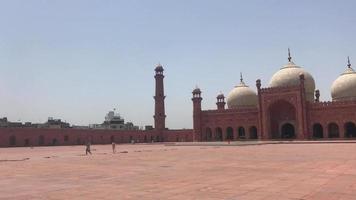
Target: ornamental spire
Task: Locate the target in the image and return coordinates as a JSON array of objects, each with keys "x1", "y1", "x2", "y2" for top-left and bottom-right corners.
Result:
[
  {"x1": 288, "y1": 48, "x2": 292, "y2": 62},
  {"x1": 347, "y1": 56, "x2": 351, "y2": 68},
  {"x1": 240, "y1": 72, "x2": 244, "y2": 84}
]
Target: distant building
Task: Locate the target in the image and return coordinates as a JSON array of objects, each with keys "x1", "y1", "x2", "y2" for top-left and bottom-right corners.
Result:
[
  {"x1": 90, "y1": 109, "x2": 139, "y2": 130},
  {"x1": 0, "y1": 117, "x2": 25, "y2": 128},
  {"x1": 43, "y1": 117, "x2": 71, "y2": 129}
]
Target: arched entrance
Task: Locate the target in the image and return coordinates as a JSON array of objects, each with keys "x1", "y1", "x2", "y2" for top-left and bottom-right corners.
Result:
[
  {"x1": 206, "y1": 128, "x2": 212, "y2": 141},
  {"x1": 9, "y1": 135, "x2": 16, "y2": 146},
  {"x1": 249, "y1": 126, "x2": 258, "y2": 139},
  {"x1": 344, "y1": 122, "x2": 356, "y2": 138},
  {"x1": 238, "y1": 127, "x2": 245, "y2": 139},
  {"x1": 39, "y1": 135, "x2": 45, "y2": 146},
  {"x1": 281, "y1": 123, "x2": 295, "y2": 139},
  {"x1": 226, "y1": 127, "x2": 234, "y2": 140},
  {"x1": 215, "y1": 127, "x2": 223, "y2": 141},
  {"x1": 269, "y1": 100, "x2": 297, "y2": 139},
  {"x1": 328, "y1": 123, "x2": 339, "y2": 138},
  {"x1": 313, "y1": 123, "x2": 323, "y2": 139}
]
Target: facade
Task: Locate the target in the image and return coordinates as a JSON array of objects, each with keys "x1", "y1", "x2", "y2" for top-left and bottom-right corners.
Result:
[
  {"x1": 192, "y1": 51, "x2": 356, "y2": 141},
  {"x1": 0, "y1": 64, "x2": 193, "y2": 147},
  {"x1": 3, "y1": 51, "x2": 356, "y2": 147}
]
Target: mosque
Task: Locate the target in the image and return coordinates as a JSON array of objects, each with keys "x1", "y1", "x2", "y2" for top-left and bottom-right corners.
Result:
[
  {"x1": 192, "y1": 49, "x2": 356, "y2": 141},
  {"x1": 1, "y1": 49, "x2": 356, "y2": 147}
]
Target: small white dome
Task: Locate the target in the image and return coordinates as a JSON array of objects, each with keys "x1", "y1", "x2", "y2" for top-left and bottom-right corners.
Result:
[
  {"x1": 269, "y1": 61, "x2": 316, "y2": 101},
  {"x1": 227, "y1": 80, "x2": 258, "y2": 108},
  {"x1": 331, "y1": 66, "x2": 356, "y2": 101}
]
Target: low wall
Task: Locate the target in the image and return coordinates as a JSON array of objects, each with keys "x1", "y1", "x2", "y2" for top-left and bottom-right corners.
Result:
[{"x1": 0, "y1": 128, "x2": 194, "y2": 147}]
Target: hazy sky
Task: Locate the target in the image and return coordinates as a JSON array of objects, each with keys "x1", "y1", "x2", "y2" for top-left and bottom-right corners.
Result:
[{"x1": 0, "y1": 0, "x2": 355, "y2": 129}]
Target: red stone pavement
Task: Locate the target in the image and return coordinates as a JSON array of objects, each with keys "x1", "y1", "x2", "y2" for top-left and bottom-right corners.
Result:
[{"x1": 1, "y1": 142, "x2": 356, "y2": 200}]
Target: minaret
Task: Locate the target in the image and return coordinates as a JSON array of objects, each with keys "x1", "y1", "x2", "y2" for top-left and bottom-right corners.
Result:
[
  {"x1": 154, "y1": 63, "x2": 166, "y2": 131},
  {"x1": 192, "y1": 86, "x2": 202, "y2": 141},
  {"x1": 216, "y1": 92, "x2": 226, "y2": 110}
]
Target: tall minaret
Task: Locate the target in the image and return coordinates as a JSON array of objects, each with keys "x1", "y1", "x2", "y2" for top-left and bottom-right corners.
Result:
[
  {"x1": 154, "y1": 63, "x2": 166, "y2": 131},
  {"x1": 192, "y1": 86, "x2": 202, "y2": 141}
]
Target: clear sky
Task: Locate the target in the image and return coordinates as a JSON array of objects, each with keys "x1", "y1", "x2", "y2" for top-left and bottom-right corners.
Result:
[{"x1": 0, "y1": 0, "x2": 355, "y2": 129}]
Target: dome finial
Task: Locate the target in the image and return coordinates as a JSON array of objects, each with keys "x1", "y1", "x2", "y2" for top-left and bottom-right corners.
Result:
[
  {"x1": 240, "y1": 72, "x2": 244, "y2": 84},
  {"x1": 288, "y1": 48, "x2": 292, "y2": 62},
  {"x1": 347, "y1": 56, "x2": 351, "y2": 68}
]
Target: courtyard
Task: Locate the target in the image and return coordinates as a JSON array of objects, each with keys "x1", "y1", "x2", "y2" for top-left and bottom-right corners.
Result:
[{"x1": 1, "y1": 141, "x2": 356, "y2": 200}]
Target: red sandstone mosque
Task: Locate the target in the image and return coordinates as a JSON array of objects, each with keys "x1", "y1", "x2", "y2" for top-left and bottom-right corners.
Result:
[
  {"x1": 1, "y1": 50, "x2": 356, "y2": 147},
  {"x1": 192, "y1": 50, "x2": 356, "y2": 141}
]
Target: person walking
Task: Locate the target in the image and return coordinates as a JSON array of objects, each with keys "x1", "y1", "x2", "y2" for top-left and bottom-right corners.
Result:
[
  {"x1": 112, "y1": 142, "x2": 116, "y2": 154},
  {"x1": 86, "y1": 141, "x2": 92, "y2": 155}
]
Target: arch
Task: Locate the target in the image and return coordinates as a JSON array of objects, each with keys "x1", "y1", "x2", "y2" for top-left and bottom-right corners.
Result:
[
  {"x1": 24, "y1": 139, "x2": 30, "y2": 146},
  {"x1": 206, "y1": 128, "x2": 212, "y2": 141},
  {"x1": 39, "y1": 135, "x2": 45, "y2": 146},
  {"x1": 156, "y1": 135, "x2": 160, "y2": 142},
  {"x1": 238, "y1": 127, "x2": 245, "y2": 139},
  {"x1": 313, "y1": 123, "x2": 323, "y2": 139},
  {"x1": 52, "y1": 138, "x2": 57, "y2": 146},
  {"x1": 9, "y1": 135, "x2": 16, "y2": 146},
  {"x1": 110, "y1": 135, "x2": 115, "y2": 142},
  {"x1": 215, "y1": 127, "x2": 223, "y2": 141},
  {"x1": 344, "y1": 122, "x2": 356, "y2": 138},
  {"x1": 249, "y1": 126, "x2": 258, "y2": 139},
  {"x1": 328, "y1": 123, "x2": 339, "y2": 138},
  {"x1": 268, "y1": 100, "x2": 296, "y2": 139},
  {"x1": 64, "y1": 135, "x2": 69, "y2": 142},
  {"x1": 144, "y1": 135, "x2": 147, "y2": 143},
  {"x1": 281, "y1": 123, "x2": 295, "y2": 139},
  {"x1": 76, "y1": 138, "x2": 81, "y2": 145},
  {"x1": 226, "y1": 127, "x2": 234, "y2": 140}
]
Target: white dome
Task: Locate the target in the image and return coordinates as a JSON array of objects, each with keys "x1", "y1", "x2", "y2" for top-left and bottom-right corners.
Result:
[
  {"x1": 331, "y1": 67, "x2": 356, "y2": 101},
  {"x1": 227, "y1": 81, "x2": 258, "y2": 108},
  {"x1": 269, "y1": 61, "x2": 316, "y2": 101}
]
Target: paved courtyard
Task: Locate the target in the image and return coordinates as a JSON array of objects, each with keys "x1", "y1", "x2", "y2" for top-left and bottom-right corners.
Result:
[{"x1": 1, "y1": 142, "x2": 356, "y2": 200}]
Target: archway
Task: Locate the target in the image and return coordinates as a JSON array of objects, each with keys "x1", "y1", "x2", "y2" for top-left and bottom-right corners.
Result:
[
  {"x1": 110, "y1": 135, "x2": 115, "y2": 143},
  {"x1": 215, "y1": 127, "x2": 223, "y2": 141},
  {"x1": 269, "y1": 100, "x2": 297, "y2": 139},
  {"x1": 328, "y1": 123, "x2": 339, "y2": 138},
  {"x1": 226, "y1": 127, "x2": 234, "y2": 140},
  {"x1": 249, "y1": 126, "x2": 258, "y2": 139},
  {"x1": 206, "y1": 128, "x2": 212, "y2": 141},
  {"x1": 313, "y1": 123, "x2": 323, "y2": 139},
  {"x1": 281, "y1": 123, "x2": 295, "y2": 139},
  {"x1": 39, "y1": 135, "x2": 45, "y2": 146},
  {"x1": 52, "y1": 138, "x2": 57, "y2": 146},
  {"x1": 64, "y1": 135, "x2": 69, "y2": 142},
  {"x1": 344, "y1": 122, "x2": 356, "y2": 138},
  {"x1": 24, "y1": 139, "x2": 30, "y2": 146},
  {"x1": 9, "y1": 135, "x2": 16, "y2": 146},
  {"x1": 238, "y1": 127, "x2": 245, "y2": 139}
]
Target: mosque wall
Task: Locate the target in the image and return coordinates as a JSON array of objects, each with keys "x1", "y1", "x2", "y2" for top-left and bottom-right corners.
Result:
[
  {"x1": 162, "y1": 129, "x2": 194, "y2": 142},
  {"x1": 198, "y1": 109, "x2": 259, "y2": 141},
  {"x1": 0, "y1": 128, "x2": 194, "y2": 147},
  {"x1": 308, "y1": 101, "x2": 356, "y2": 138}
]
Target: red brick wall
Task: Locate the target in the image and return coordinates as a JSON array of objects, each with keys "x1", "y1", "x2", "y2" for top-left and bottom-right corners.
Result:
[{"x1": 0, "y1": 128, "x2": 194, "y2": 147}]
